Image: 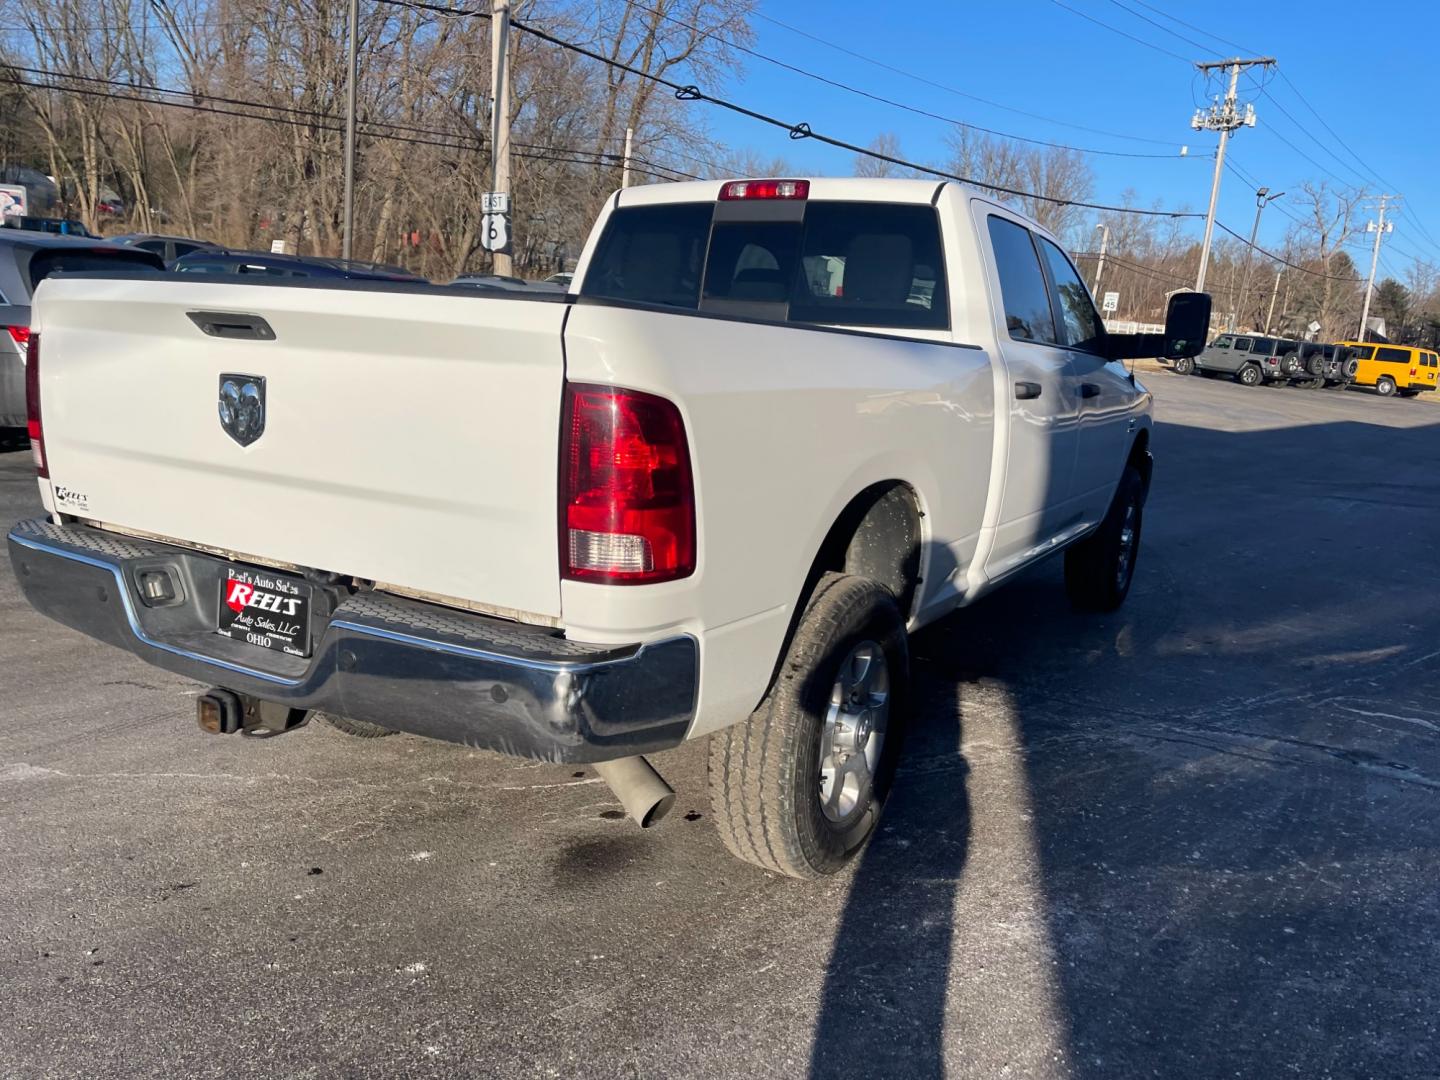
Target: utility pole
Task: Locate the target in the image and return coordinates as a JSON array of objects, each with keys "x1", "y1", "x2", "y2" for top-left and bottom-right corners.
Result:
[
  {"x1": 621, "y1": 127, "x2": 634, "y2": 189},
  {"x1": 341, "y1": 0, "x2": 359, "y2": 261},
  {"x1": 1263, "y1": 269, "x2": 1282, "y2": 335},
  {"x1": 1091, "y1": 223, "x2": 1109, "y2": 296},
  {"x1": 489, "y1": 0, "x2": 514, "y2": 276},
  {"x1": 1190, "y1": 57, "x2": 1274, "y2": 294},
  {"x1": 1233, "y1": 186, "x2": 1283, "y2": 330},
  {"x1": 1357, "y1": 194, "x2": 1398, "y2": 341}
]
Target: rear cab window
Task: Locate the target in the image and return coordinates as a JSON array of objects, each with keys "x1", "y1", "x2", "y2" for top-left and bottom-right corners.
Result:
[{"x1": 581, "y1": 198, "x2": 949, "y2": 331}]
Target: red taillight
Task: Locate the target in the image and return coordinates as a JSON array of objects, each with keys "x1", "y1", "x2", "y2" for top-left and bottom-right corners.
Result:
[
  {"x1": 718, "y1": 179, "x2": 809, "y2": 201},
  {"x1": 23, "y1": 331, "x2": 46, "y2": 477},
  {"x1": 561, "y1": 383, "x2": 695, "y2": 584},
  {"x1": 6, "y1": 325, "x2": 30, "y2": 351}
]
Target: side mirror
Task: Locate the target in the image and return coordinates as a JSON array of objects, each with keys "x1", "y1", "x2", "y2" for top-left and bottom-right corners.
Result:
[
  {"x1": 1160, "y1": 292, "x2": 1211, "y2": 359},
  {"x1": 1103, "y1": 291, "x2": 1213, "y2": 361}
]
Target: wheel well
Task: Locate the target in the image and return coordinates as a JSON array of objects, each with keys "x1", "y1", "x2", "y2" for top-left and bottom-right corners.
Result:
[
  {"x1": 809, "y1": 482, "x2": 923, "y2": 620},
  {"x1": 1127, "y1": 429, "x2": 1152, "y2": 498},
  {"x1": 755, "y1": 482, "x2": 923, "y2": 713}
]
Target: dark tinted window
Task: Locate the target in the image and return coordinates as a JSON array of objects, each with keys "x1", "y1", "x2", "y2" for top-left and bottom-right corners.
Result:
[
  {"x1": 134, "y1": 239, "x2": 167, "y2": 254},
  {"x1": 1376, "y1": 346, "x2": 1409, "y2": 363},
  {"x1": 1251, "y1": 337, "x2": 1278, "y2": 354},
  {"x1": 1233, "y1": 337, "x2": 1252, "y2": 352},
  {"x1": 583, "y1": 200, "x2": 948, "y2": 330},
  {"x1": 27, "y1": 249, "x2": 163, "y2": 289},
  {"x1": 986, "y1": 215, "x2": 1055, "y2": 343},
  {"x1": 786, "y1": 202, "x2": 948, "y2": 329},
  {"x1": 1036, "y1": 237, "x2": 1101, "y2": 350},
  {"x1": 581, "y1": 203, "x2": 712, "y2": 310},
  {"x1": 1351, "y1": 344, "x2": 1374, "y2": 360},
  {"x1": 703, "y1": 222, "x2": 800, "y2": 304},
  {"x1": 172, "y1": 242, "x2": 204, "y2": 259}
]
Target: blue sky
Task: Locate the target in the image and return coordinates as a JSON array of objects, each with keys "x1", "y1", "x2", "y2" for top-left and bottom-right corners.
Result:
[{"x1": 692, "y1": 0, "x2": 1440, "y2": 277}]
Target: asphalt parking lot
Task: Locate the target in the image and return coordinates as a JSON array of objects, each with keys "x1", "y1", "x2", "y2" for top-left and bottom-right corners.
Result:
[{"x1": 3, "y1": 374, "x2": 1438, "y2": 1079}]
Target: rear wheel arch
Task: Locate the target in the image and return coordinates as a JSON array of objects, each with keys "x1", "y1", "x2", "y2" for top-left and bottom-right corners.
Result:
[{"x1": 762, "y1": 481, "x2": 924, "y2": 701}]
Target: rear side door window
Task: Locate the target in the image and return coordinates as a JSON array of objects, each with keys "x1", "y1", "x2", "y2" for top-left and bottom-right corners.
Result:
[
  {"x1": 1376, "y1": 346, "x2": 1408, "y2": 363},
  {"x1": 1035, "y1": 237, "x2": 1102, "y2": 351},
  {"x1": 1233, "y1": 338, "x2": 1253, "y2": 353},
  {"x1": 986, "y1": 215, "x2": 1056, "y2": 343}
]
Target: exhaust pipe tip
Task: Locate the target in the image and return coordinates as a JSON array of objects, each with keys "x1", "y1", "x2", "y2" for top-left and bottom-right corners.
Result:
[{"x1": 594, "y1": 756, "x2": 675, "y2": 829}]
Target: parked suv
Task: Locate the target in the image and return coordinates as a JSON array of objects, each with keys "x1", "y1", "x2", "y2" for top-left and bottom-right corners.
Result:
[
  {"x1": 1294, "y1": 342, "x2": 1360, "y2": 390},
  {"x1": 1182, "y1": 333, "x2": 1306, "y2": 387}
]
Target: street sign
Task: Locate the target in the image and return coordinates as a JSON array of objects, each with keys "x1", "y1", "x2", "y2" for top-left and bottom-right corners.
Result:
[
  {"x1": 480, "y1": 213, "x2": 512, "y2": 254},
  {"x1": 480, "y1": 191, "x2": 512, "y2": 254},
  {"x1": 0, "y1": 184, "x2": 26, "y2": 218},
  {"x1": 1102, "y1": 291, "x2": 1119, "y2": 313}
]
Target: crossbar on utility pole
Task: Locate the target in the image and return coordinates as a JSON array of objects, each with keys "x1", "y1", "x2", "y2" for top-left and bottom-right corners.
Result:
[
  {"x1": 1190, "y1": 57, "x2": 1274, "y2": 294},
  {"x1": 490, "y1": 0, "x2": 514, "y2": 276},
  {"x1": 1357, "y1": 195, "x2": 1398, "y2": 341},
  {"x1": 341, "y1": 0, "x2": 359, "y2": 261}
]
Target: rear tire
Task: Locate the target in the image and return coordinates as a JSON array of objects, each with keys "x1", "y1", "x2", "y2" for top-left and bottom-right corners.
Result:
[
  {"x1": 1065, "y1": 465, "x2": 1145, "y2": 613},
  {"x1": 1172, "y1": 356, "x2": 1195, "y2": 376},
  {"x1": 1377, "y1": 376, "x2": 1397, "y2": 397},
  {"x1": 708, "y1": 573, "x2": 908, "y2": 879},
  {"x1": 1236, "y1": 363, "x2": 1262, "y2": 386},
  {"x1": 317, "y1": 713, "x2": 394, "y2": 738}
]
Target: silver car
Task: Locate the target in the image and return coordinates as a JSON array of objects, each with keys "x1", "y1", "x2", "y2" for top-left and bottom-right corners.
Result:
[{"x1": 0, "y1": 230, "x2": 164, "y2": 429}]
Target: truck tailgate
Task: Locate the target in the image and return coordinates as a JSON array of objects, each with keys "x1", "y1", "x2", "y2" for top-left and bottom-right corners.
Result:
[{"x1": 34, "y1": 277, "x2": 567, "y2": 620}]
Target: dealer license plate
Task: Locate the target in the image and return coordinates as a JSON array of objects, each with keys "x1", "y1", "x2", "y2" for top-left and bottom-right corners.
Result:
[{"x1": 216, "y1": 567, "x2": 312, "y2": 658}]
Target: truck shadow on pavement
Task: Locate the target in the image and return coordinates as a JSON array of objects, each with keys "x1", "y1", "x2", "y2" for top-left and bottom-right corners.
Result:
[{"x1": 810, "y1": 412, "x2": 1440, "y2": 1079}]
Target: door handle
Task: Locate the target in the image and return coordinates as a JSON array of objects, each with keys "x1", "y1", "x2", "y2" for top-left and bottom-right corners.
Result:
[
  {"x1": 1014, "y1": 381, "x2": 1042, "y2": 400},
  {"x1": 187, "y1": 310, "x2": 276, "y2": 341},
  {"x1": 1078, "y1": 382, "x2": 1102, "y2": 398}
]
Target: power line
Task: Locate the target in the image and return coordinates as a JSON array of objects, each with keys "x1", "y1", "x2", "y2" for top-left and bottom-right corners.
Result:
[
  {"x1": 749, "y1": 8, "x2": 1182, "y2": 146},
  {"x1": 617, "y1": 0, "x2": 1192, "y2": 160},
  {"x1": 1048, "y1": 0, "x2": 1192, "y2": 63},
  {"x1": 1125, "y1": 0, "x2": 1256, "y2": 54},
  {"x1": 2, "y1": 71, "x2": 698, "y2": 183},
  {"x1": 1214, "y1": 220, "x2": 1363, "y2": 282},
  {"x1": 1103, "y1": 0, "x2": 1213, "y2": 54},
  {"x1": 377, "y1": 0, "x2": 1203, "y2": 217}
]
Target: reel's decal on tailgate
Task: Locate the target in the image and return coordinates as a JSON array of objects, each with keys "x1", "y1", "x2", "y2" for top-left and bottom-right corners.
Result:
[{"x1": 52, "y1": 485, "x2": 90, "y2": 512}]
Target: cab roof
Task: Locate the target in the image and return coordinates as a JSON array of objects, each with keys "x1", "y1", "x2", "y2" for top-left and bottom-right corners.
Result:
[{"x1": 614, "y1": 177, "x2": 947, "y2": 209}]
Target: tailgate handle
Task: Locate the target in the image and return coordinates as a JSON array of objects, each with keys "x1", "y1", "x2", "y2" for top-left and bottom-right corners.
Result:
[
  {"x1": 187, "y1": 311, "x2": 276, "y2": 341},
  {"x1": 1014, "y1": 381, "x2": 1042, "y2": 400}
]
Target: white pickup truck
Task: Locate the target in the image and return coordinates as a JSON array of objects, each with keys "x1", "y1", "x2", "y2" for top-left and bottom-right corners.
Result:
[{"x1": 9, "y1": 178, "x2": 1207, "y2": 878}]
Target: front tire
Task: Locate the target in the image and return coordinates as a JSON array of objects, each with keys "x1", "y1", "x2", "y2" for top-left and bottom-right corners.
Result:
[
  {"x1": 708, "y1": 573, "x2": 908, "y2": 879},
  {"x1": 1065, "y1": 465, "x2": 1145, "y2": 613}
]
